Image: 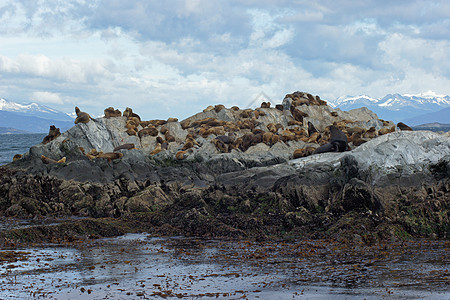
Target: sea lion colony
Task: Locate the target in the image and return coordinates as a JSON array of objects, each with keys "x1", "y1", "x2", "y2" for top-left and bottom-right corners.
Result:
[{"x1": 21, "y1": 91, "x2": 408, "y2": 163}]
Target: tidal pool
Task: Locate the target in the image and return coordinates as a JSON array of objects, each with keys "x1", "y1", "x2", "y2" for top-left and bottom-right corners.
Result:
[{"x1": 0, "y1": 233, "x2": 448, "y2": 299}]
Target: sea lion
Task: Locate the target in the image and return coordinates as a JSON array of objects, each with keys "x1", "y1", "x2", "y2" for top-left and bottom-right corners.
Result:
[
  {"x1": 113, "y1": 143, "x2": 135, "y2": 151},
  {"x1": 42, "y1": 125, "x2": 61, "y2": 144},
  {"x1": 175, "y1": 150, "x2": 188, "y2": 160},
  {"x1": 330, "y1": 111, "x2": 338, "y2": 117},
  {"x1": 293, "y1": 147, "x2": 316, "y2": 158},
  {"x1": 352, "y1": 132, "x2": 367, "y2": 147},
  {"x1": 275, "y1": 104, "x2": 284, "y2": 111},
  {"x1": 123, "y1": 107, "x2": 141, "y2": 121},
  {"x1": 213, "y1": 139, "x2": 228, "y2": 153},
  {"x1": 203, "y1": 105, "x2": 214, "y2": 112},
  {"x1": 167, "y1": 117, "x2": 178, "y2": 123},
  {"x1": 165, "y1": 132, "x2": 175, "y2": 143},
  {"x1": 74, "y1": 107, "x2": 91, "y2": 124},
  {"x1": 12, "y1": 154, "x2": 22, "y2": 161},
  {"x1": 363, "y1": 127, "x2": 377, "y2": 139},
  {"x1": 231, "y1": 106, "x2": 240, "y2": 111},
  {"x1": 313, "y1": 125, "x2": 348, "y2": 154},
  {"x1": 97, "y1": 152, "x2": 123, "y2": 162},
  {"x1": 261, "y1": 102, "x2": 271, "y2": 108},
  {"x1": 307, "y1": 121, "x2": 318, "y2": 137},
  {"x1": 41, "y1": 155, "x2": 66, "y2": 164},
  {"x1": 291, "y1": 107, "x2": 308, "y2": 123},
  {"x1": 397, "y1": 122, "x2": 413, "y2": 131},
  {"x1": 104, "y1": 107, "x2": 122, "y2": 118},
  {"x1": 138, "y1": 127, "x2": 158, "y2": 138},
  {"x1": 214, "y1": 104, "x2": 225, "y2": 113},
  {"x1": 126, "y1": 128, "x2": 137, "y2": 136},
  {"x1": 160, "y1": 126, "x2": 169, "y2": 135},
  {"x1": 150, "y1": 143, "x2": 162, "y2": 155}
]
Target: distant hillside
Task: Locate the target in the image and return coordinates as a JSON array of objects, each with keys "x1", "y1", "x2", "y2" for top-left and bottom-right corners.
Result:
[
  {"x1": 402, "y1": 107, "x2": 450, "y2": 126},
  {"x1": 0, "y1": 127, "x2": 33, "y2": 134},
  {"x1": 0, "y1": 111, "x2": 73, "y2": 133},
  {"x1": 412, "y1": 122, "x2": 450, "y2": 132}
]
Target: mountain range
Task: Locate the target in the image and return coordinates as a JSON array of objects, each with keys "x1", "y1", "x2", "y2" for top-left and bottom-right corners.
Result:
[
  {"x1": 329, "y1": 91, "x2": 450, "y2": 124},
  {"x1": 0, "y1": 92, "x2": 449, "y2": 133},
  {"x1": 0, "y1": 98, "x2": 74, "y2": 133}
]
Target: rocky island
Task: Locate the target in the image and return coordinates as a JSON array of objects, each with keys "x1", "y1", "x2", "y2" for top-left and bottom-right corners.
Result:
[{"x1": 0, "y1": 91, "x2": 449, "y2": 245}]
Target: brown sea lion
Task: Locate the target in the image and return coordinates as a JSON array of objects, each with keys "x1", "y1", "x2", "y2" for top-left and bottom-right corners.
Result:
[
  {"x1": 97, "y1": 152, "x2": 123, "y2": 162},
  {"x1": 397, "y1": 122, "x2": 413, "y2": 131},
  {"x1": 231, "y1": 106, "x2": 240, "y2": 111},
  {"x1": 275, "y1": 104, "x2": 284, "y2": 111},
  {"x1": 363, "y1": 127, "x2": 377, "y2": 139},
  {"x1": 42, "y1": 125, "x2": 61, "y2": 144},
  {"x1": 214, "y1": 104, "x2": 225, "y2": 113},
  {"x1": 113, "y1": 143, "x2": 135, "y2": 151},
  {"x1": 138, "y1": 127, "x2": 158, "y2": 138},
  {"x1": 175, "y1": 150, "x2": 188, "y2": 160},
  {"x1": 13, "y1": 154, "x2": 22, "y2": 161},
  {"x1": 291, "y1": 107, "x2": 308, "y2": 123},
  {"x1": 203, "y1": 105, "x2": 214, "y2": 112},
  {"x1": 261, "y1": 102, "x2": 271, "y2": 108},
  {"x1": 352, "y1": 132, "x2": 367, "y2": 147},
  {"x1": 123, "y1": 107, "x2": 141, "y2": 120},
  {"x1": 150, "y1": 143, "x2": 162, "y2": 155},
  {"x1": 167, "y1": 117, "x2": 178, "y2": 123},
  {"x1": 104, "y1": 107, "x2": 122, "y2": 118},
  {"x1": 213, "y1": 139, "x2": 228, "y2": 153},
  {"x1": 41, "y1": 155, "x2": 66, "y2": 164},
  {"x1": 293, "y1": 147, "x2": 317, "y2": 158},
  {"x1": 74, "y1": 107, "x2": 91, "y2": 124}
]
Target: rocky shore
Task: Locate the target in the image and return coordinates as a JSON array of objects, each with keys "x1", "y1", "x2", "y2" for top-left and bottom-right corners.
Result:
[{"x1": 1, "y1": 91, "x2": 449, "y2": 245}]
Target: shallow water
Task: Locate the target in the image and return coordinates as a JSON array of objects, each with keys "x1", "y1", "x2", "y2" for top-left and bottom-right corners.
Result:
[
  {"x1": 0, "y1": 234, "x2": 448, "y2": 299},
  {"x1": 0, "y1": 133, "x2": 46, "y2": 165}
]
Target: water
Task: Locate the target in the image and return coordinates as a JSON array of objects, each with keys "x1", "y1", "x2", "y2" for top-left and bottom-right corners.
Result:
[
  {"x1": 0, "y1": 234, "x2": 448, "y2": 299},
  {"x1": 0, "y1": 133, "x2": 45, "y2": 166}
]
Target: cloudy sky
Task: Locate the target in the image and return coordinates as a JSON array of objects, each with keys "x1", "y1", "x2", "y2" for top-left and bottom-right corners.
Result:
[{"x1": 1, "y1": 0, "x2": 449, "y2": 120}]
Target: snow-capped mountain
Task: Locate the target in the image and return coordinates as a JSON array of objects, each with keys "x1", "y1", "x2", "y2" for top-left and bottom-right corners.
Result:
[
  {"x1": 0, "y1": 98, "x2": 74, "y2": 133},
  {"x1": 330, "y1": 92, "x2": 450, "y2": 123},
  {"x1": 0, "y1": 98, "x2": 73, "y2": 121}
]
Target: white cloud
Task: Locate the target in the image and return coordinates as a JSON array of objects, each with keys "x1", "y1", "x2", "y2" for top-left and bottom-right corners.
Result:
[
  {"x1": 0, "y1": 0, "x2": 449, "y2": 121},
  {"x1": 31, "y1": 91, "x2": 63, "y2": 104}
]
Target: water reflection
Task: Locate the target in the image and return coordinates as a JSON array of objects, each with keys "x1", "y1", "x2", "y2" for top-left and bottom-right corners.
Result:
[{"x1": 0, "y1": 234, "x2": 448, "y2": 299}]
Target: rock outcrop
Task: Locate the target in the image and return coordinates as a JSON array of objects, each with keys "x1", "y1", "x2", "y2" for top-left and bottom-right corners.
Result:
[{"x1": 0, "y1": 91, "x2": 448, "y2": 242}]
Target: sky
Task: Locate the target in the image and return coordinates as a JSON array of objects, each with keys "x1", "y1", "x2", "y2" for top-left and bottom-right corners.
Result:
[{"x1": 1, "y1": 0, "x2": 450, "y2": 120}]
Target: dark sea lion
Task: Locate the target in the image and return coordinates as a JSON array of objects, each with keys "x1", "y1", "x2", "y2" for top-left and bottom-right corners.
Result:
[
  {"x1": 313, "y1": 125, "x2": 348, "y2": 154},
  {"x1": 261, "y1": 102, "x2": 271, "y2": 108},
  {"x1": 74, "y1": 107, "x2": 91, "y2": 124},
  {"x1": 275, "y1": 104, "x2": 284, "y2": 111},
  {"x1": 329, "y1": 125, "x2": 348, "y2": 152},
  {"x1": 113, "y1": 143, "x2": 135, "y2": 151},
  {"x1": 42, "y1": 125, "x2": 61, "y2": 144},
  {"x1": 313, "y1": 143, "x2": 338, "y2": 154},
  {"x1": 307, "y1": 121, "x2": 318, "y2": 137}
]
